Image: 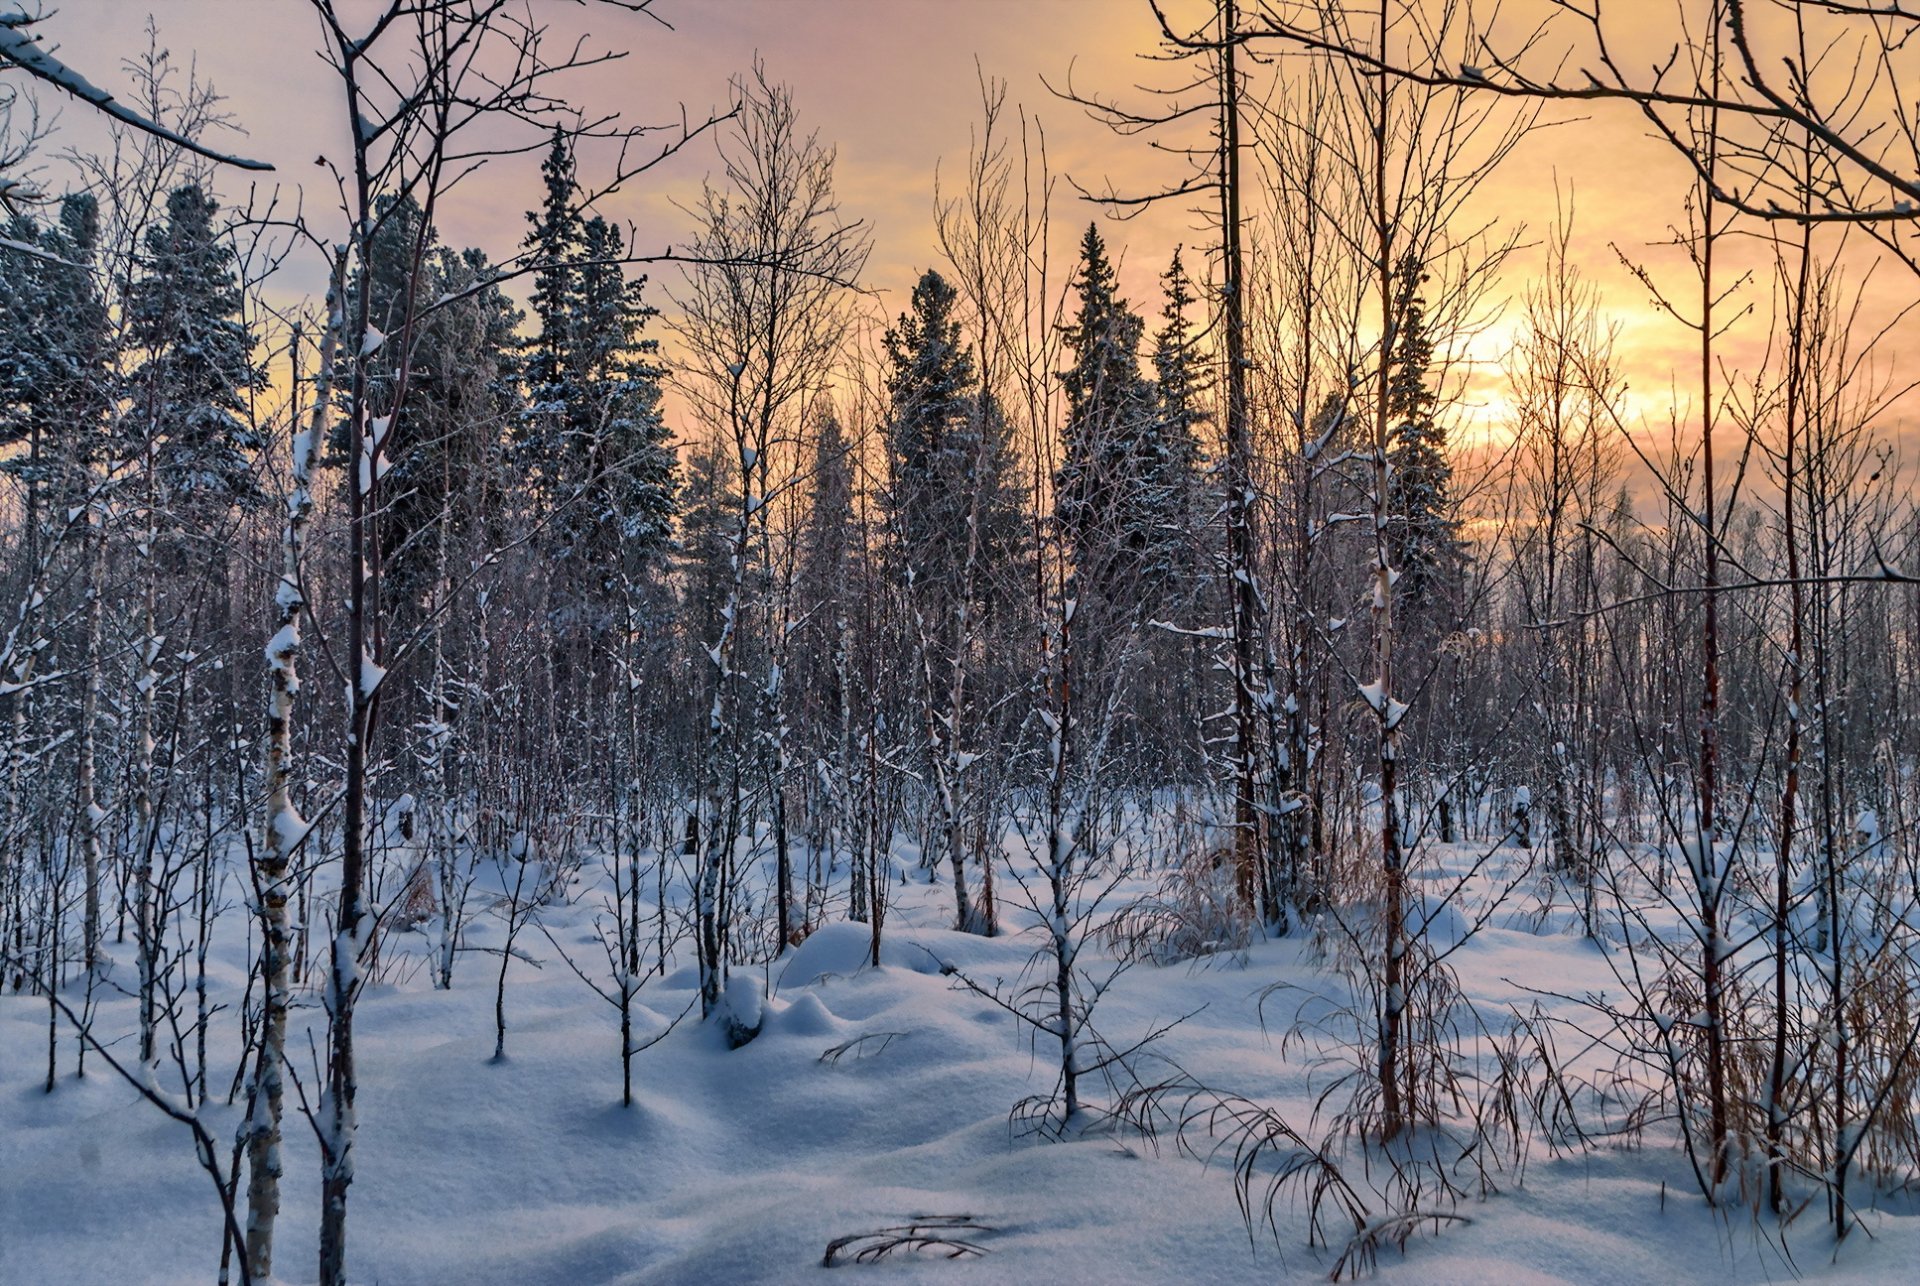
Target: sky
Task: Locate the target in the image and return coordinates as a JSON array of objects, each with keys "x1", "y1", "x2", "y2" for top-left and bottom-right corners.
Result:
[{"x1": 13, "y1": 0, "x2": 1917, "y2": 456}]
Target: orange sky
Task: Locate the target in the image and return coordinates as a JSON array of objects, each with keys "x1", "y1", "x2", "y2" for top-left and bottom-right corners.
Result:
[{"x1": 19, "y1": 0, "x2": 1918, "y2": 458}]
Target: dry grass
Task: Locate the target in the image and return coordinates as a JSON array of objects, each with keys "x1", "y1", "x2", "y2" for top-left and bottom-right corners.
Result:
[
  {"x1": 1105, "y1": 849, "x2": 1253, "y2": 966},
  {"x1": 821, "y1": 1215, "x2": 993, "y2": 1266}
]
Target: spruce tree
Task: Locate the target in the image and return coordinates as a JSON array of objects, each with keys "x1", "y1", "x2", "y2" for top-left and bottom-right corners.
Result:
[
  {"x1": 1056, "y1": 223, "x2": 1156, "y2": 603},
  {"x1": 1384, "y1": 253, "x2": 1462, "y2": 618},
  {"x1": 797, "y1": 405, "x2": 858, "y2": 681},
  {"x1": 1148, "y1": 247, "x2": 1209, "y2": 595},
  {"x1": 521, "y1": 127, "x2": 584, "y2": 487},
  {"x1": 0, "y1": 193, "x2": 111, "y2": 504},
  {"x1": 800, "y1": 407, "x2": 857, "y2": 616},
  {"x1": 570, "y1": 215, "x2": 676, "y2": 585},
  {"x1": 884, "y1": 269, "x2": 974, "y2": 593},
  {"x1": 126, "y1": 183, "x2": 264, "y2": 512},
  {"x1": 518, "y1": 135, "x2": 675, "y2": 592},
  {"x1": 327, "y1": 196, "x2": 523, "y2": 610},
  {"x1": 882, "y1": 268, "x2": 1023, "y2": 607},
  {"x1": 326, "y1": 191, "x2": 431, "y2": 466},
  {"x1": 677, "y1": 437, "x2": 741, "y2": 676},
  {"x1": 392, "y1": 244, "x2": 523, "y2": 603}
]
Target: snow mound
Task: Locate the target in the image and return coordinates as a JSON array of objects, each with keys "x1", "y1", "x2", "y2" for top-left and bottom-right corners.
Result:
[
  {"x1": 779, "y1": 921, "x2": 877, "y2": 987},
  {"x1": 768, "y1": 991, "x2": 839, "y2": 1037}
]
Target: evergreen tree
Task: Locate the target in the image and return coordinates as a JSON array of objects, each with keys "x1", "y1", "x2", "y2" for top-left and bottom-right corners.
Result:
[
  {"x1": 517, "y1": 135, "x2": 676, "y2": 592},
  {"x1": 794, "y1": 402, "x2": 858, "y2": 784},
  {"x1": 127, "y1": 183, "x2": 264, "y2": 511},
  {"x1": 798, "y1": 403, "x2": 857, "y2": 630},
  {"x1": 1384, "y1": 253, "x2": 1462, "y2": 617},
  {"x1": 569, "y1": 215, "x2": 676, "y2": 584},
  {"x1": 1056, "y1": 223, "x2": 1157, "y2": 602},
  {"x1": 677, "y1": 437, "x2": 741, "y2": 677},
  {"x1": 326, "y1": 192, "x2": 432, "y2": 465},
  {"x1": 0, "y1": 193, "x2": 111, "y2": 502},
  {"x1": 391, "y1": 244, "x2": 523, "y2": 602},
  {"x1": 882, "y1": 268, "x2": 1024, "y2": 607},
  {"x1": 883, "y1": 269, "x2": 971, "y2": 589},
  {"x1": 520, "y1": 127, "x2": 584, "y2": 484},
  {"x1": 1148, "y1": 247, "x2": 1209, "y2": 594},
  {"x1": 328, "y1": 196, "x2": 523, "y2": 609}
]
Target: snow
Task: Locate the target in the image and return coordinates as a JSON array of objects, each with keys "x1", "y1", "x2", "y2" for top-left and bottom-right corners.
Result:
[
  {"x1": 359, "y1": 650, "x2": 387, "y2": 699},
  {"x1": 4, "y1": 827, "x2": 1917, "y2": 1285},
  {"x1": 720, "y1": 970, "x2": 764, "y2": 1037},
  {"x1": 0, "y1": 12, "x2": 271, "y2": 171},
  {"x1": 291, "y1": 425, "x2": 319, "y2": 483},
  {"x1": 265, "y1": 621, "x2": 301, "y2": 665},
  {"x1": 269, "y1": 804, "x2": 312, "y2": 854}
]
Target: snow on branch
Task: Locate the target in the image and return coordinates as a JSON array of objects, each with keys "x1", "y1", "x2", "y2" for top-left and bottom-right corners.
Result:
[{"x1": 0, "y1": 11, "x2": 273, "y2": 172}]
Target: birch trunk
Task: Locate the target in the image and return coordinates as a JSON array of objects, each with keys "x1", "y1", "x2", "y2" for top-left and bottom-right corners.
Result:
[{"x1": 248, "y1": 265, "x2": 339, "y2": 1280}]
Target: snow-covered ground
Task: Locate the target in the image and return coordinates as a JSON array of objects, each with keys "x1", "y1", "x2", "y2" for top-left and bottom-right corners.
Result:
[{"x1": 4, "y1": 830, "x2": 1917, "y2": 1285}]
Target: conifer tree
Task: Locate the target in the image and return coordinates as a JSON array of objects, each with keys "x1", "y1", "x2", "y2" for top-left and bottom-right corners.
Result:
[
  {"x1": 797, "y1": 404, "x2": 859, "y2": 701},
  {"x1": 0, "y1": 196, "x2": 109, "y2": 474},
  {"x1": 348, "y1": 195, "x2": 523, "y2": 610},
  {"x1": 417, "y1": 244, "x2": 522, "y2": 526},
  {"x1": 569, "y1": 215, "x2": 676, "y2": 585},
  {"x1": 1056, "y1": 223, "x2": 1157, "y2": 604},
  {"x1": 326, "y1": 192, "x2": 430, "y2": 468},
  {"x1": 882, "y1": 268, "x2": 1023, "y2": 600},
  {"x1": 677, "y1": 438, "x2": 740, "y2": 678},
  {"x1": 1148, "y1": 247, "x2": 1209, "y2": 594},
  {"x1": 799, "y1": 407, "x2": 857, "y2": 623},
  {"x1": 881, "y1": 268, "x2": 1024, "y2": 933},
  {"x1": 519, "y1": 134, "x2": 676, "y2": 590},
  {"x1": 884, "y1": 269, "x2": 973, "y2": 590},
  {"x1": 0, "y1": 193, "x2": 111, "y2": 504},
  {"x1": 523, "y1": 126, "x2": 583, "y2": 451},
  {"x1": 794, "y1": 406, "x2": 859, "y2": 925},
  {"x1": 127, "y1": 183, "x2": 264, "y2": 512},
  {"x1": 1384, "y1": 253, "x2": 1461, "y2": 619}
]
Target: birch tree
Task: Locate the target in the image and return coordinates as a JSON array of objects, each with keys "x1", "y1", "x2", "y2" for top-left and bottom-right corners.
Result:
[{"x1": 673, "y1": 62, "x2": 867, "y2": 1028}]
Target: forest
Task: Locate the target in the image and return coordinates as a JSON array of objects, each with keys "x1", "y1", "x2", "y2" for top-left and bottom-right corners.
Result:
[{"x1": 2, "y1": 0, "x2": 1919, "y2": 1282}]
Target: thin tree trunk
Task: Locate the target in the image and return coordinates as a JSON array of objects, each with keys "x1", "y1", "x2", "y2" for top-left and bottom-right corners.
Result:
[
  {"x1": 249, "y1": 276, "x2": 338, "y2": 1279},
  {"x1": 1218, "y1": 0, "x2": 1263, "y2": 918}
]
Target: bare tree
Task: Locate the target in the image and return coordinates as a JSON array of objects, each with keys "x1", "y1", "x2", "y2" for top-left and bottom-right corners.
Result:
[
  {"x1": 294, "y1": 3, "x2": 723, "y2": 1277},
  {"x1": 672, "y1": 61, "x2": 868, "y2": 1032}
]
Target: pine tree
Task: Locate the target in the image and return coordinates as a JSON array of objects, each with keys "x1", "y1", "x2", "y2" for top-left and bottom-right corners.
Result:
[
  {"x1": 884, "y1": 269, "x2": 974, "y2": 593},
  {"x1": 882, "y1": 268, "x2": 1024, "y2": 609},
  {"x1": 127, "y1": 183, "x2": 265, "y2": 512},
  {"x1": 883, "y1": 274, "x2": 1013, "y2": 587},
  {"x1": 1384, "y1": 253, "x2": 1461, "y2": 618},
  {"x1": 677, "y1": 438, "x2": 741, "y2": 675},
  {"x1": 798, "y1": 404, "x2": 857, "y2": 641},
  {"x1": 390, "y1": 244, "x2": 522, "y2": 604},
  {"x1": 326, "y1": 192, "x2": 431, "y2": 466}
]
